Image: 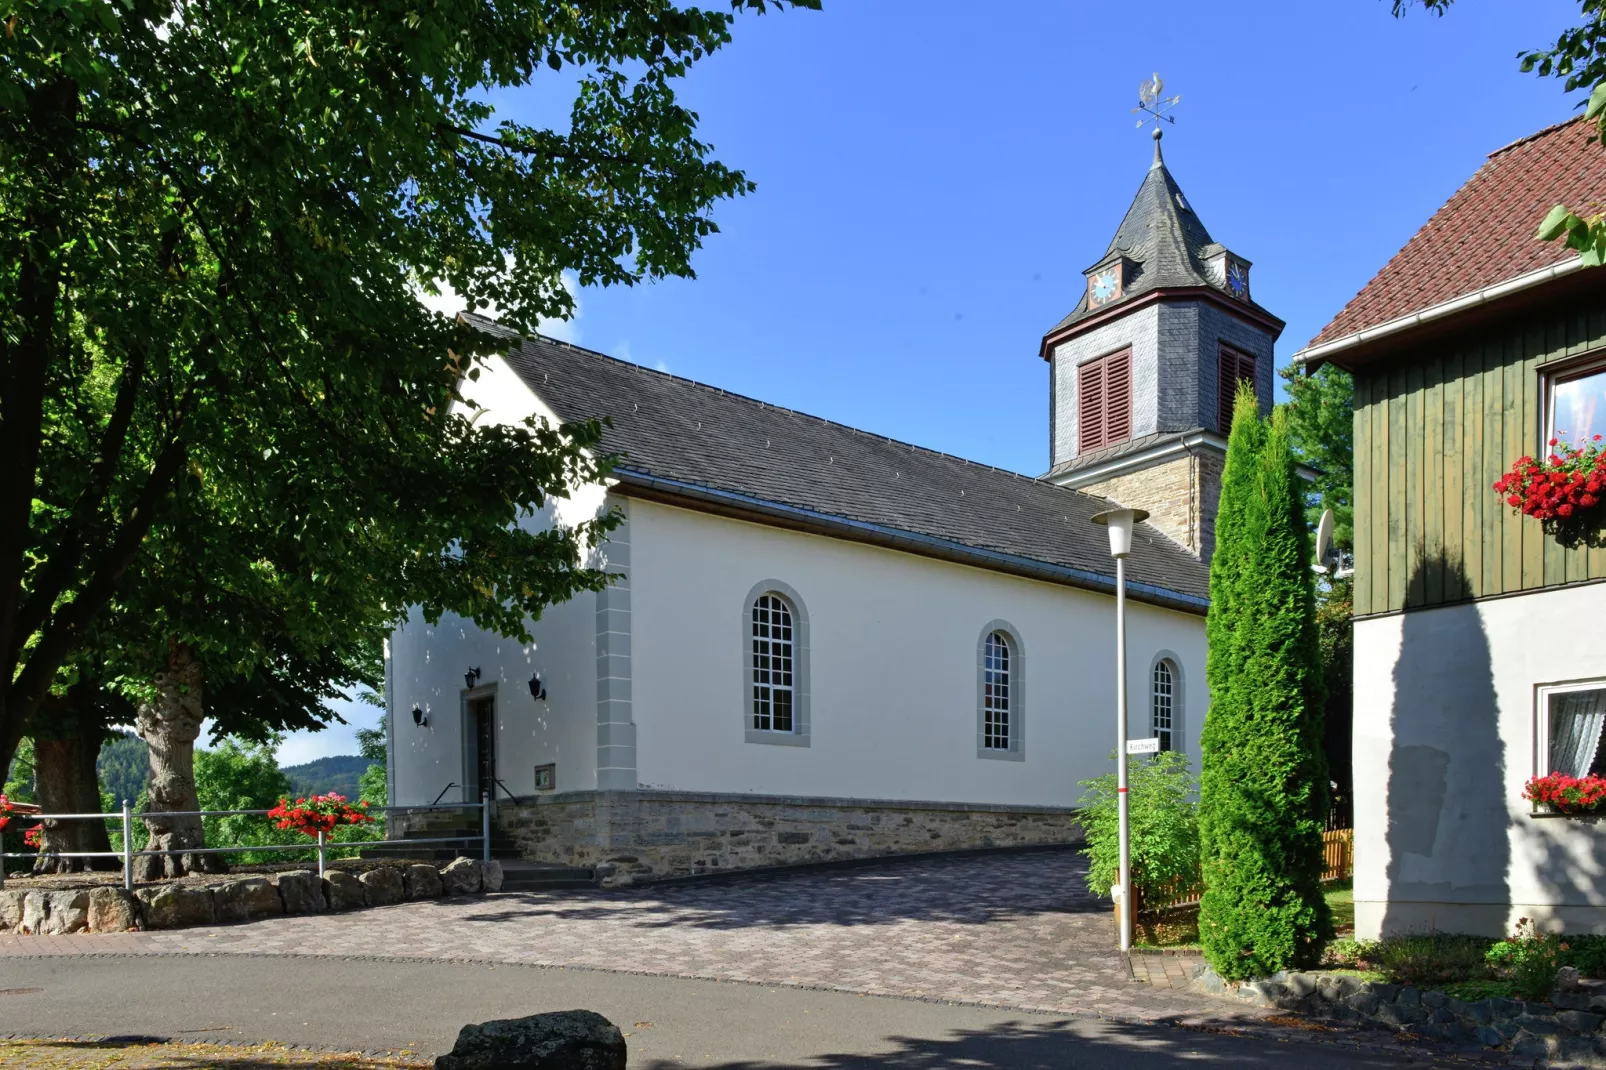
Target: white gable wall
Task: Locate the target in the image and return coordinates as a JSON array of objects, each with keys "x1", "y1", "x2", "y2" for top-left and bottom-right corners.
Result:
[{"x1": 628, "y1": 498, "x2": 1206, "y2": 806}]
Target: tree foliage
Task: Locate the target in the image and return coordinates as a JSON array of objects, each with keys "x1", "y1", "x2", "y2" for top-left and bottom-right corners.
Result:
[
  {"x1": 1078, "y1": 750, "x2": 1200, "y2": 907},
  {"x1": 1279, "y1": 362, "x2": 1354, "y2": 550},
  {"x1": 1198, "y1": 386, "x2": 1332, "y2": 980},
  {"x1": 1394, "y1": 0, "x2": 1606, "y2": 263},
  {"x1": 0, "y1": 0, "x2": 818, "y2": 780}
]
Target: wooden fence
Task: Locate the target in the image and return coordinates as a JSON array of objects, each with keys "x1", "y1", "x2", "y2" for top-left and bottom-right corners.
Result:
[{"x1": 1135, "y1": 828, "x2": 1353, "y2": 915}]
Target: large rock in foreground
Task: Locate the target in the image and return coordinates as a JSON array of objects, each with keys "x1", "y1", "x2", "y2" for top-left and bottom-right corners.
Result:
[
  {"x1": 213, "y1": 877, "x2": 284, "y2": 923},
  {"x1": 435, "y1": 1011, "x2": 626, "y2": 1070},
  {"x1": 359, "y1": 865, "x2": 405, "y2": 906},
  {"x1": 88, "y1": 888, "x2": 140, "y2": 932},
  {"x1": 136, "y1": 884, "x2": 215, "y2": 929},
  {"x1": 440, "y1": 857, "x2": 483, "y2": 897}
]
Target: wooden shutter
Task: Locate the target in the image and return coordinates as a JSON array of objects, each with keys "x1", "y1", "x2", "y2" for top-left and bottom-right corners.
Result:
[
  {"x1": 1105, "y1": 350, "x2": 1132, "y2": 445},
  {"x1": 1077, "y1": 349, "x2": 1133, "y2": 453},
  {"x1": 1078, "y1": 360, "x2": 1105, "y2": 454},
  {"x1": 1219, "y1": 346, "x2": 1256, "y2": 433}
]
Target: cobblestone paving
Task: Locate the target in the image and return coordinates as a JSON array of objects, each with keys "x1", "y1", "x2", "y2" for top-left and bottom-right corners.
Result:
[{"x1": 0, "y1": 851, "x2": 1245, "y2": 1026}]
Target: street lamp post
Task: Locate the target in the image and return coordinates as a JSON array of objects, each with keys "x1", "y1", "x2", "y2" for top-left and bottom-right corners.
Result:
[{"x1": 1091, "y1": 506, "x2": 1149, "y2": 953}]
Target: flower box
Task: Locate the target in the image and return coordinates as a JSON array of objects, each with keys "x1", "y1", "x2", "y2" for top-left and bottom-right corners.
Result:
[
  {"x1": 267, "y1": 793, "x2": 374, "y2": 839},
  {"x1": 1493, "y1": 437, "x2": 1606, "y2": 523},
  {"x1": 1523, "y1": 772, "x2": 1606, "y2": 816}
]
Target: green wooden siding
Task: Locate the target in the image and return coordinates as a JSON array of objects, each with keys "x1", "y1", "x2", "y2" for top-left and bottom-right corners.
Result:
[{"x1": 1351, "y1": 305, "x2": 1606, "y2": 617}]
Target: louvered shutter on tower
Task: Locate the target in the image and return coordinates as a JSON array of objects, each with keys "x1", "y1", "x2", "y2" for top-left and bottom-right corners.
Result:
[
  {"x1": 1078, "y1": 360, "x2": 1104, "y2": 454},
  {"x1": 1077, "y1": 349, "x2": 1133, "y2": 454},
  {"x1": 1218, "y1": 346, "x2": 1256, "y2": 433}
]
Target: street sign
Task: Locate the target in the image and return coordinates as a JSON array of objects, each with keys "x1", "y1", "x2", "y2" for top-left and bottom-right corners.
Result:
[{"x1": 1125, "y1": 737, "x2": 1161, "y2": 754}]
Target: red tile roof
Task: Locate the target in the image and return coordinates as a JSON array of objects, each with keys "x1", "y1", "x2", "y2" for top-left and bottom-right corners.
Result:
[{"x1": 1306, "y1": 117, "x2": 1605, "y2": 349}]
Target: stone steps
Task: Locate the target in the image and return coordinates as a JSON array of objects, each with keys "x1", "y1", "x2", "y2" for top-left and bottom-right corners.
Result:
[{"x1": 497, "y1": 861, "x2": 597, "y2": 892}]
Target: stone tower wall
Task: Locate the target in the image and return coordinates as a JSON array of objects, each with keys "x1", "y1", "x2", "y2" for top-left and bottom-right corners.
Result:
[{"x1": 1077, "y1": 449, "x2": 1225, "y2": 563}]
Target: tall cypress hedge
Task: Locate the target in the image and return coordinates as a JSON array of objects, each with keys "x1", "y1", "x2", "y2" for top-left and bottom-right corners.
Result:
[{"x1": 1198, "y1": 386, "x2": 1332, "y2": 979}]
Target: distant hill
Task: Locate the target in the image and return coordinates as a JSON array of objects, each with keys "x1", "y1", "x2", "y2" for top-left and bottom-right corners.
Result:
[
  {"x1": 98, "y1": 732, "x2": 149, "y2": 805},
  {"x1": 283, "y1": 755, "x2": 373, "y2": 799}
]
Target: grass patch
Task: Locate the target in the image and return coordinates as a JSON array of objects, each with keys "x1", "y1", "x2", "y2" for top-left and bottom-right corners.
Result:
[
  {"x1": 0, "y1": 1040, "x2": 427, "y2": 1069},
  {"x1": 1441, "y1": 979, "x2": 1520, "y2": 1002},
  {"x1": 1324, "y1": 879, "x2": 1354, "y2": 934}
]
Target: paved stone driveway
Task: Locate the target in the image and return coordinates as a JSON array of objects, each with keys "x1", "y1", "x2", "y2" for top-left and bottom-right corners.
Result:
[{"x1": 0, "y1": 850, "x2": 1244, "y2": 1026}]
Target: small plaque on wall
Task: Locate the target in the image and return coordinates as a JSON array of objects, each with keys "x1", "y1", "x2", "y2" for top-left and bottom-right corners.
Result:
[{"x1": 533, "y1": 763, "x2": 556, "y2": 792}]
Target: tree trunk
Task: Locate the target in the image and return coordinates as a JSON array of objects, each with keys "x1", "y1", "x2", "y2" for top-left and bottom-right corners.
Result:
[
  {"x1": 31, "y1": 733, "x2": 117, "y2": 873},
  {"x1": 134, "y1": 643, "x2": 226, "y2": 879}
]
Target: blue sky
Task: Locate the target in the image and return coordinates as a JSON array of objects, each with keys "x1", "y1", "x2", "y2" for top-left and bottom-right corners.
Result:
[{"x1": 281, "y1": 0, "x2": 1584, "y2": 765}]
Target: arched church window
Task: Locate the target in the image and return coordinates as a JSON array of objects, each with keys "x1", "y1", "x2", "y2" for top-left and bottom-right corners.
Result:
[
  {"x1": 1151, "y1": 658, "x2": 1176, "y2": 752},
  {"x1": 751, "y1": 593, "x2": 796, "y2": 733},
  {"x1": 982, "y1": 632, "x2": 1012, "y2": 751}
]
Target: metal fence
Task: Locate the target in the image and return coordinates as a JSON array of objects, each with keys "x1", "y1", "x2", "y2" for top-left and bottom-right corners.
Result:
[{"x1": 0, "y1": 793, "x2": 492, "y2": 891}]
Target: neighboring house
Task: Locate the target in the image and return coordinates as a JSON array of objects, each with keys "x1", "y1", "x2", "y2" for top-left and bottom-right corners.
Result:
[
  {"x1": 1294, "y1": 117, "x2": 1606, "y2": 938},
  {"x1": 386, "y1": 134, "x2": 1275, "y2": 881}
]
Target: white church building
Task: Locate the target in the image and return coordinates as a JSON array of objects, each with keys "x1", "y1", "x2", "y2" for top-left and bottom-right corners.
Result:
[{"x1": 386, "y1": 138, "x2": 1281, "y2": 882}]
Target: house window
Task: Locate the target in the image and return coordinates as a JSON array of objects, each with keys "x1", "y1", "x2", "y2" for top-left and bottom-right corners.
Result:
[
  {"x1": 1218, "y1": 345, "x2": 1257, "y2": 434},
  {"x1": 751, "y1": 594, "x2": 795, "y2": 733},
  {"x1": 1077, "y1": 349, "x2": 1133, "y2": 453},
  {"x1": 977, "y1": 620, "x2": 1025, "y2": 760},
  {"x1": 1547, "y1": 362, "x2": 1606, "y2": 450},
  {"x1": 1540, "y1": 683, "x2": 1606, "y2": 777},
  {"x1": 1151, "y1": 659, "x2": 1175, "y2": 753},
  {"x1": 982, "y1": 632, "x2": 1012, "y2": 750},
  {"x1": 742, "y1": 580, "x2": 811, "y2": 747}
]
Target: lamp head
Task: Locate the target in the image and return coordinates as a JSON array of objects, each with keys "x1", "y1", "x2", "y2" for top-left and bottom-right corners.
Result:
[
  {"x1": 1089, "y1": 507, "x2": 1150, "y2": 558},
  {"x1": 464, "y1": 666, "x2": 481, "y2": 691},
  {"x1": 411, "y1": 705, "x2": 428, "y2": 728}
]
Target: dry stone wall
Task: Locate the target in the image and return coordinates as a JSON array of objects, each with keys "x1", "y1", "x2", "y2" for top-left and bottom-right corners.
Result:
[
  {"x1": 499, "y1": 789, "x2": 1082, "y2": 886},
  {"x1": 0, "y1": 857, "x2": 502, "y2": 935}
]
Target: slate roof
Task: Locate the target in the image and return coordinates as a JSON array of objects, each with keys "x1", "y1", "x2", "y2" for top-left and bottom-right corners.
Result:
[
  {"x1": 1308, "y1": 117, "x2": 1603, "y2": 348},
  {"x1": 1047, "y1": 148, "x2": 1278, "y2": 336},
  {"x1": 1045, "y1": 429, "x2": 1206, "y2": 480},
  {"x1": 472, "y1": 316, "x2": 1211, "y2": 608}
]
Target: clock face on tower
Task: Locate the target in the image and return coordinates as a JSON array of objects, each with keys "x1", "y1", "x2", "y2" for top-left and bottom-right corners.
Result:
[
  {"x1": 1226, "y1": 261, "x2": 1249, "y2": 300},
  {"x1": 1088, "y1": 269, "x2": 1120, "y2": 307}
]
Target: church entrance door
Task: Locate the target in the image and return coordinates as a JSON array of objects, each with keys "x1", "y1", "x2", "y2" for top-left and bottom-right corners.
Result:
[{"x1": 464, "y1": 694, "x2": 495, "y2": 804}]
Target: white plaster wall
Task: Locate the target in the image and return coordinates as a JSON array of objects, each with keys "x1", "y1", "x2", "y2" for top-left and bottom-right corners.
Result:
[
  {"x1": 1354, "y1": 583, "x2": 1606, "y2": 939},
  {"x1": 385, "y1": 351, "x2": 613, "y2": 806},
  {"x1": 626, "y1": 498, "x2": 1207, "y2": 807}
]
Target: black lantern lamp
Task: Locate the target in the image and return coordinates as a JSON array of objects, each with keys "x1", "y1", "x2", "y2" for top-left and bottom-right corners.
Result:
[
  {"x1": 411, "y1": 705, "x2": 428, "y2": 727},
  {"x1": 464, "y1": 666, "x2": 481, "y2": 691},
  {"x1": 528, "y1": 673, "x2": 547, "y2": 701}
]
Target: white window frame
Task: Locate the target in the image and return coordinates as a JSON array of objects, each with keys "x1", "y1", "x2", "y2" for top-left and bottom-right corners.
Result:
[
  {"x1": 1535, "y1": 679, "x2": 1606, "y2": 777},
  {"x1": 742, "y1": 579, "x2": 811, "y2": 747},
  {"x1": 1151, "y1": 658, "x2": 1176, "y2": 753},
  {"x1": 977, "y1": 620, "x2": 1025, "y2": 761},
  {"x1": 1542, "y1": 352, "x2": 1606, "y2": 451}
]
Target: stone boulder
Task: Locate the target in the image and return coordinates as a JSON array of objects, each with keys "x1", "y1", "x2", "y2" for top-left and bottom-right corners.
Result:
[
  {"x1": 358, "y1": 865, "x2": 405, "y2": 906},
  {"x1": 275, "y1": 870, "x2": 327, "y2": 914},
  {"x1": 440, "y1": 857, "x2": 483, "y2": 897},
  {"x1": 136, "y1": 884, "x2": 216, "y2": 929},
  {"x1": 212, "y1": 877, "x2": 284, "y2": 923},
  {"x1": 19, "y1": 890, "x2": 50, "y2": 934},
  {"x1": 88, "y1": 887, "x2": 140, "y2": 932},
  {"x1": 482, "y1": 859, "x2": 504, "y2": 893},
  {"x1": 434, "y1": 1011, "x2": 627, "y2": 1070},
  {"x1": 0, "y1": 888, "x2": 25, "y2": 930},
  {"x1": 403, "y1": 863, "x2": 443, "y2": 899},
  {"x1": 46, "y1": 889, "x2": 89, "y2": 933},
  {"x1": 324, "y1": 870, "x2": 366, "y2": 911}
]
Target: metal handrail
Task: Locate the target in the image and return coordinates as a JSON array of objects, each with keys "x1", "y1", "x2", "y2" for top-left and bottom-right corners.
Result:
[
  {"x1": 491, "y1": 776, "x2": 518, "y2": 804},
  {"x1": 429, "y1": 782, "x2": 460, "y2": 807},
  {"x1": 0, "y1": 795, "x2": 492, "y2": 892}
]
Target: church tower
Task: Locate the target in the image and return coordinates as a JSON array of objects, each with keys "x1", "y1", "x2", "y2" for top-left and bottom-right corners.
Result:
[{"x1": 1040, "y1": 122, "x2": 1283, "y2": 562}]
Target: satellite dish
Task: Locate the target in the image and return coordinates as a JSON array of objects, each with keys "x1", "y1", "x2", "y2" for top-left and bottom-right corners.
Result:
[{"x1": 1313, "y1": 509, "x2": 1335, "y2": 574}]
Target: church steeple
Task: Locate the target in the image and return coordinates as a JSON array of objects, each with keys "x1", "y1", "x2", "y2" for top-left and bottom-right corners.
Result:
[{"x1": 1038, "y1": 94, "x2": 1284, "y2": 562}]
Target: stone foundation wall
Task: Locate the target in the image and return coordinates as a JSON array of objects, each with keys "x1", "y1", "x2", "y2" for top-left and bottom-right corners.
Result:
[
  {"x1": 497, "y1": 790, "x2": 1082, "y2": 885},
  {"x1": 1077, "y1": 450, "x2": 1223, "y2": 563}
]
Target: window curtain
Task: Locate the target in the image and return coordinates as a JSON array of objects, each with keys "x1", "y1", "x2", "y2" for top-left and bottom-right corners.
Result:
[{"x1": 1549, "y1": 689, "x2": 1606, "y2": 777}]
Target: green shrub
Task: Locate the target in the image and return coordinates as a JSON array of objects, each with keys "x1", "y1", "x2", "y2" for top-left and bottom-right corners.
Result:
[
  {"x1": 1198, "y1": 389, "x2": 1332, "y2": 979},
  {"x1": 1560, "y1": 934, "x2": 1606, "y2": 979},
  {"x1": 1488, "y1": 919, "x2": 1565, "y2": 1001},
  {"x1": 1078, "y1": 750, "x2": 1199, "y2": 908},
  {"x1": 1378, "y1": 933, "x2": 1494, "y2": 987},
  {"x1": 1441, "y1": 979, "x2": 1518, "y2": 1001}
]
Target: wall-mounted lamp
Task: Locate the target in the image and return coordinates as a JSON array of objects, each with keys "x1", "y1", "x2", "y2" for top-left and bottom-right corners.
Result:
[
  {"x1": 411, "y1": 705, "x2": 429, "y2": 728},
  {"x1": 528, "y1": 673, "x2": 547, "y2": 701},
  {"x1": 464, "y1": 666, "x2": 482, "y2": 691}
]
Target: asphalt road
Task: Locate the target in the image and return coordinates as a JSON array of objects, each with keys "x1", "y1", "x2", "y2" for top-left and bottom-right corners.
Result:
[{"x1": 0, "y1": 954, "x2": 1466, "y2": 1069}]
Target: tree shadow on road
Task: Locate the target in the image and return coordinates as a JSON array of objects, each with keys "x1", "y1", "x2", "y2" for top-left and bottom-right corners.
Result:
[
  {"x1": 448, "y1": 848, "x2": 1107, "y2": 930},
  {"x1": 631, "y1": 1017, "x2": 1460, "y2": 1070}
]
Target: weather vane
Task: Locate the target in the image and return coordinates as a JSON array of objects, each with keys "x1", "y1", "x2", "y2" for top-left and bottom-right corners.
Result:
[{"x1": 1132, "y1": 72, "x2": 1180, "y2": 135}]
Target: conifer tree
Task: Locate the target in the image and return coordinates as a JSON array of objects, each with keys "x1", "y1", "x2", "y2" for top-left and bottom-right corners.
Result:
[{"x1": 1198, "y1": 386, "x2": 1332, "y2": 979}]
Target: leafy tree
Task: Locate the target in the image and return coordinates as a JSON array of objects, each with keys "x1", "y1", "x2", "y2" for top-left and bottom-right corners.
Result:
[
  {"x1": 1279, "y1": 363, "x2": 1354, "y2": 550},
  {"x1": 1199, "y1": 387, "x2": 1332, "y2": 979},
  {"x1": 194, "y1": 737, "x2": 292, "y2": 863},
  {"x1": 0, "y1": 0, "x2": 819, "y2": 813},
  {"x1": 355, "y1": 707, "x2": 388, "y2": 808},
  {"x1": 1394, "y1": 0, "x2": 1606, "y2": 262},
  {"x1": 1078, "y1": 750, "x2": 1200, "y2": 910}
]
